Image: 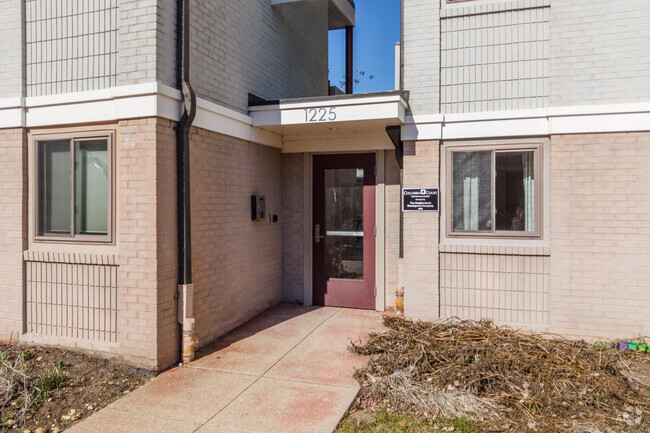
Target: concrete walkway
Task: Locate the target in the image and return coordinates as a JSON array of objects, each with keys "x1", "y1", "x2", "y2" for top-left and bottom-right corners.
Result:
[{"x1": 67, "y1": 304, "x2": 384, "y2": 433}]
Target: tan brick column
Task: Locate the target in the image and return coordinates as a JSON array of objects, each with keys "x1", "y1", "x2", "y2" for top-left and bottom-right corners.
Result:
[
  {"x1": 402, "y1": 140, "x2": 441, "y2": 320},
  {"x1": 0, "y1": 128, "x2": 27, "y2": 340}
]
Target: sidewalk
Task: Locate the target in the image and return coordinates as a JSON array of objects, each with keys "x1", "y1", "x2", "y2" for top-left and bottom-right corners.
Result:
[{"x1": 66, "y1": 304, "x2": 384, "y2": 433}]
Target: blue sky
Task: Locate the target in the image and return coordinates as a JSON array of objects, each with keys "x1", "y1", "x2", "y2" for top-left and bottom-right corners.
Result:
[{"x1": 328, "y1": 0, "x2": 401, "y2": 94}]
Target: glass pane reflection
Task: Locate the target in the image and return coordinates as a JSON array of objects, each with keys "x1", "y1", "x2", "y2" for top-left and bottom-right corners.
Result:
[{"x1": 324, "y1": 168, "x2": 364, "y2": 280}]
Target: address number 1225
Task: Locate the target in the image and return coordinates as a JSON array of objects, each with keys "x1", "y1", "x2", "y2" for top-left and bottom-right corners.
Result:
[{"x1": 304, "y1": 107, "x2": 337, "y2": 122}]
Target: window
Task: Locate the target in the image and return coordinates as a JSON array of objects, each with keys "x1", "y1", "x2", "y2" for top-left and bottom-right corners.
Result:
[
  {"x1": 34, "y1": 132, "x2": 113, "y2": 242},
  {"x1": 447, "y1": 144, "x2": 541, "y2": 237}
]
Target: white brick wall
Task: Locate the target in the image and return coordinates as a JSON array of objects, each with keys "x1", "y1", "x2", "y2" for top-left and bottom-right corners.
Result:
[
  {"x1": 187, "y1": 0, "x2": 328, "y2": 113},
  {"x1": 551, "y1": 0, "x2": 650, "y2": 106},
  {"x1": 156, "y1": 0, "x2": 177, "y2": 88},
  {"x1": 0, "y1": 0, "x2": 23, "y2": 98},
  {"x1": 403, "y1": 0, "x2": 442, "y2": 114},
  {"x1": 118, "y1": 0, "x2": 159, "y2": 86}
]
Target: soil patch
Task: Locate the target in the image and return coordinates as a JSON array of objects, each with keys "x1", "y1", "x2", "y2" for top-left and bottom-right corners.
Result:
[
  {"x1": 1, "y1": 343, "x2": 153, "y2": 432},
  {"x1": 345, "y1": 316, "x2": 650, "y2": 432}
]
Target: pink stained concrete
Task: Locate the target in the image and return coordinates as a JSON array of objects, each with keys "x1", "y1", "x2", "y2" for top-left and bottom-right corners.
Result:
[
  {"x1": 107, "y1": 367, "x2": 257, "y2": 423},
  {"x1": 68, "y1": 304, "x2": 385, "y2": 433},
  {"x1": 197, "y1": 377, "x2": 360, "y2": 433},
  {"x1": 190, "y1": 305, "x2": 340, "y2": 375},
  {"x1": 65, "y1": 407, "x2": 203, "y2": 433},
  {"x1": 264, "y1": 310, "x2": 385, "y2": 387}
]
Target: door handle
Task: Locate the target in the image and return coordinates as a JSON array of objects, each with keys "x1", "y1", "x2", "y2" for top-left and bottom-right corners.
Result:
[{"x1": 314, "y1": 224, "x2": 325, "y2": 243}]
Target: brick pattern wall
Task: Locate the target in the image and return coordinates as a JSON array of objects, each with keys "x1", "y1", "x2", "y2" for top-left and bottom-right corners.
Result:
[
  {"x1": 440, "y1": 3, "x2": 550, "y2": 113},
  {"x1": 185, "y1": 0, "x2": 328, "y2": 113},
  {"x1": 281, "y1": 153, "x2": 304, "y2": 304},
  {"x1": 0, "y1": 0, "x2": 24, "y2": 98},
  {"x1": 24, "y1": 253, "x2": 119, "y2": 342},
  {"x1": 403, "y1": 0, "x2": 441, "y2": 114},
  {"x1": 440, "y1": 246, "x2": 550, "y2": 326},
  {"x1": 0, "y1": 128, "x2": 26, "y2": 341},
  {"x1": 25, "y1": 0, "x2": 118, "y2": 96},
  {"x1": 550, "y1": 133, "x2": 650, "y2": 338},
  {"x1": 190, "y1": 126, "x2": 283, "y2": 346},
  {"x1": 551, "y1": 0, "x2": 650, "y2": 106},
  {"x1": 402, "y1": 140, "x2": 440, "y2": 320}
]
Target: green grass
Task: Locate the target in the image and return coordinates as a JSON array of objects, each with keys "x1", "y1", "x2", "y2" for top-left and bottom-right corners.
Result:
[
  {"x1": 38, "y1": 368, "x2": 65, "y2": 400},
  {"x1": 337, "y1": 410, "x2": 483, "y2": 433},
  {"x1": 435, "y1": 417, "x2": 482, "y2": 433}
]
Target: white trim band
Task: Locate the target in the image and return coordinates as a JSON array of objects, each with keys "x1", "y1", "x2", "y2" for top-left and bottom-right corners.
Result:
[
  {"x1": 402, "y1": 103, "x2": 650, "y2": 141},
  {"x1": 0, "y1": 83, "x2": 282, "y2": 148},
  {"x1": 3, "y1": 85, "x2": 650, "y2": 144}
]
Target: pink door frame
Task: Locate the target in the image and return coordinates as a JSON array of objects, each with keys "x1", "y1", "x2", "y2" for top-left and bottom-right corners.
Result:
[{"x1": 312, "y1": 153, "x2": 376, "y2": 309}]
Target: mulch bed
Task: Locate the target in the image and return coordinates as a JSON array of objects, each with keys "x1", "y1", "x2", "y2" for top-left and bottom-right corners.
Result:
[
  {"x1": 349, "y1": 316, "x2": 650, "y2": 432},
  {"x1": 1, "y1": 343, "x2": 152, "y2": 432}
]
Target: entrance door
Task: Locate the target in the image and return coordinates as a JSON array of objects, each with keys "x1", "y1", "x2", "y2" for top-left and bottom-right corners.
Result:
[{"x1": 313, "y1": 154, "x2": 375, "y2": 309}]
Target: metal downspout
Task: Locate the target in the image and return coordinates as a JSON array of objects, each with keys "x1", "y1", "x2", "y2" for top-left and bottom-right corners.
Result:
[
  {"x1": 386, "y1": 126, "x2": 404, "y2": 314},
  {"x1": 176, "y1": 0, "x2": 197, "y2": 364}
]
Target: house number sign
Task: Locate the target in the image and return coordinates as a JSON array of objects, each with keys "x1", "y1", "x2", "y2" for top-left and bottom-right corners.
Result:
[{"x1": 304, "y1": 107, "x2": 337, "y2": 122}]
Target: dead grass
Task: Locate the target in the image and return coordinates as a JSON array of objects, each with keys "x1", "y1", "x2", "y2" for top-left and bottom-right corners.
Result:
[{"x1": 349, "y1": 316, "x2": 650, "y2": 432}]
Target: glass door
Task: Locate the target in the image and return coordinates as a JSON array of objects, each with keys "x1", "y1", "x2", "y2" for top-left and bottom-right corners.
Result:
[{"x1": 313, "y1": 154, "x2": 376, "y2": 309}]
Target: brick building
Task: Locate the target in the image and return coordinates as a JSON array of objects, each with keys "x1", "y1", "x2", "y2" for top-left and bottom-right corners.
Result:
[{"x1": 0, "y1": 0, "x2": 648, "y2": 371}]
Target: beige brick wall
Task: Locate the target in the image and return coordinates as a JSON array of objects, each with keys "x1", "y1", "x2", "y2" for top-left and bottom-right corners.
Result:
[
  {"x1": 0, "y1": 128, "x2": 26, "y2": 341},
  {"x1": 190, "y1": 126, "x2": 283, "y2": 346},
  {"x1": 117, "y1": 118, "x2": 177, "y2": 370},
  {"x1": 281, "y1": 153, "x2": 304, "y2": 304},
  {"x1": 550, "y1": 133, "x2": 650, "y2": 338},
  {"x1": 154, "y1": 119, "x2": 179, "y2": 370},
  {"x1": 384, "y1": 150, "x2": 401, "y2": 311},
  {"x1": 440, "y1": 246, "x2": 550, "y2": 327},
  {"x1": 402, "y1": 140, "x2": 440, "y2": 320}
]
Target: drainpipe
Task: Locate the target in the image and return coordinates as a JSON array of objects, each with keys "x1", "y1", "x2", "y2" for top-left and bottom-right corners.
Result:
[
  {"x1": 386, "y1": 126, "x2": 404, "y2": 314},
  {"x1": 176, "y1": 0, "x2": 197, "y2": 364}
]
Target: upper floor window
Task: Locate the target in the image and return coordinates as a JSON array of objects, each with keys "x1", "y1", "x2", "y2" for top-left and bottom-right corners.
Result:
[
  {"x1": 446, "y1": 143, "x2": 542, "y2": 238},
  {"x1": 34, "y1": 132, "x2": 114, "y2": 243}
]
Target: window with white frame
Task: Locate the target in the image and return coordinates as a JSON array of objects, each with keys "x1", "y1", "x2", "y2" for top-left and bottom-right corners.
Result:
[
  {"x1": 447, "y1": 144, "x2": 541, "y2": 237},
  {"x1": 34, "y1": 132, "x2": 113, "y2": 242}
]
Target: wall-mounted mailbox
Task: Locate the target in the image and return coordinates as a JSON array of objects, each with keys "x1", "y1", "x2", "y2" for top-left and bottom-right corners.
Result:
[{"x1": 251, "y1": 194, "x2": 266, "y2": 221}]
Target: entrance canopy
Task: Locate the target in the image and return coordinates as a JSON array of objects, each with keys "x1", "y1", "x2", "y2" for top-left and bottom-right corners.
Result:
[
  {"x1": 271, "y1": 0, "x2": 356, "y2": 29},
  {"x1": 249, "y1": 91, "x2": 408, "y2": 153}
]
